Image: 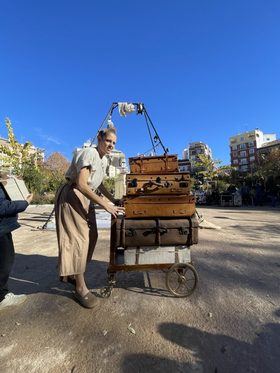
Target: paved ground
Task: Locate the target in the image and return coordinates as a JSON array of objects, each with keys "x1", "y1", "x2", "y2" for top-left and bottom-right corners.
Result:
[{"x1": 0, "y1": 205, "x2": 279, "y2": 373}]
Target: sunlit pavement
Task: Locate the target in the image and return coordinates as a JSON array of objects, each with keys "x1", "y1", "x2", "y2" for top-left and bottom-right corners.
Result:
[{"x1": 0, "y1": 205, "x2": 279, "y2": 373}]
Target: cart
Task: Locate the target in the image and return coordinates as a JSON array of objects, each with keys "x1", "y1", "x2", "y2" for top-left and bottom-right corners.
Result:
[{"x1": 100, "y1": 217, "x2": 198, "y2": 298}]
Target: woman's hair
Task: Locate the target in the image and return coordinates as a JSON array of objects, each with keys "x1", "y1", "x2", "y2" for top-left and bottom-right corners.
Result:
[{"x1": 98, "y1": 127, "x2": 117, "y2": 140}]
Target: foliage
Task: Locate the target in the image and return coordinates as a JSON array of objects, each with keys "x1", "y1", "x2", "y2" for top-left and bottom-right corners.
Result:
[
  {"x1": 44, "y1": 152, "x2": 70, "y2": 173},
  {"x1": 0, "y1": 119, "x2": 67, "y2": 202},
  {"x1": 254, "y1": 148, "x2": 280, "y2": 181},
  {"x1": 0, "y1": 117, "x2": 39, "y2": 175},
  {"x1": 103, "y1": 177, "x2": 116, "y2": 194}
]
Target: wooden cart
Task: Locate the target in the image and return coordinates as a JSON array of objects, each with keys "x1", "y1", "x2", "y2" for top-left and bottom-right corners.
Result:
[{"x1": 100, "y1": 217, "x2": 198, "y2": 298}]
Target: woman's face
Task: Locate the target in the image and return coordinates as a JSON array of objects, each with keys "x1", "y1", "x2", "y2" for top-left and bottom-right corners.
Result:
[{"x1": 98, "y1": 132, "x2": 117, "y2": 156}]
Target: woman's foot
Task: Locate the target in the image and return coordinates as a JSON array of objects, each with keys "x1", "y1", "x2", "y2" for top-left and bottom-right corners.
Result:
[{"x1": 73, "y1": 291, "x2": 98, "y2": 308}]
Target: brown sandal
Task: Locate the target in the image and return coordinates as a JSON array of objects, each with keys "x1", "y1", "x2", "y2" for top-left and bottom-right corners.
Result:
[{"x1": 73, "y1": 291, "x2": 98, "y2": 309}]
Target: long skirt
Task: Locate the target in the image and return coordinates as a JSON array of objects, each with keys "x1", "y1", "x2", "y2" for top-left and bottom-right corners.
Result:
[{"x1": 55, "y1": 183, "x2": 98, "y2": 276}]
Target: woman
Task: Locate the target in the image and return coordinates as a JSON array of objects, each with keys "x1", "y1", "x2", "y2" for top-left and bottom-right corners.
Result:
[
  {"x1": 0, "y1": 177, "x2": 33, "y2": 310},
  {"x1": 55, "y1": 127, "x2": 124, "y2": 308}
]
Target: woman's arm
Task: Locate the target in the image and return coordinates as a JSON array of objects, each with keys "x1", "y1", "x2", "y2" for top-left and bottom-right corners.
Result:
[
  {"x1": 0, "y1": 188, "x2": 29, "y2": 217},
  {"x1": 76, "y1": 167, "x2": 124, "y2": 218}
]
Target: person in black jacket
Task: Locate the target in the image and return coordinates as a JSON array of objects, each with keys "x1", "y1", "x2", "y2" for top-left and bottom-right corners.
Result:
[{"x1": 0, "y1": 180, "x2": 33, "y2": 311}]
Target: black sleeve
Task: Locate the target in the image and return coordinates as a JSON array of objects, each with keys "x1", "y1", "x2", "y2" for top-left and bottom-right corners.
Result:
[{"x1": 0, "y1": 197, "x2": 29, "y2": 218}]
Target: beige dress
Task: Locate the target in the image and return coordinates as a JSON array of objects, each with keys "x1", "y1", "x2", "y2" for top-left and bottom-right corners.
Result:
[{"x1": 55, "y1": 147, "x2": 108, "y2": 276}]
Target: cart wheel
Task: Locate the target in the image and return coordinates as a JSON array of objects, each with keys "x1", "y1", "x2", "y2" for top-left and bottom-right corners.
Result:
[
  {"x1": 99, "y1": 273, "x2": 116, "y2": 298},
  {"x1": 108, "y1": 273, "x2": 116, "y2": 285},
  {"x1": 100, "y1": 286, "x2": 112, "y2": 298},
  {"x1": 166, "y1": 263, "x2": 198, "y2": 298}
]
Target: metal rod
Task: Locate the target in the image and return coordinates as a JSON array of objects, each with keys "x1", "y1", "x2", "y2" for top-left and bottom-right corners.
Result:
[
  {"x1": 143, "y1": 111, "x2": 156, "y2": 154},
  {"x1": 90, "y1": 103, "x2": 118, "y2": 146},
  {"x1": 142, "y1": 105, "x2": 168, "y2": 154}
]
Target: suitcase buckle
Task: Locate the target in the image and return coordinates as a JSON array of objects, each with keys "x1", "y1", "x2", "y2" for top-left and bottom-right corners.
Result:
[{"x1": 179, "y1": 227, "x2": 189, "y2": 235}]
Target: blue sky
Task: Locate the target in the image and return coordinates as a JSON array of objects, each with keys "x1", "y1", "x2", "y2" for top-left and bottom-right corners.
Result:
[{"x1": 0, "y1": 0, "x2": 279, "y2": 164}]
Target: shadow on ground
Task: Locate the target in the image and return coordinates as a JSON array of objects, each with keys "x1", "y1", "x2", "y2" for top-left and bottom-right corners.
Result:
[
  {"x1": 9, "y1": 254, "x2": 149, "y2": 298},
  {"x1": 121, "y1": 322, "x2": 280, "y2": 373}
]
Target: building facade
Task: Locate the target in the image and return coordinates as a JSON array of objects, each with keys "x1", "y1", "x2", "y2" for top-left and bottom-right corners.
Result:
[
  {"x1": 229, "y1": 129, "x2": 276, "y2": 172},
  {"x1": 179, "y1": 142, "x2": 212, "y2": 173},
  {"x1": 188, "y1": 142, "x2": 212, "y2": 172}
]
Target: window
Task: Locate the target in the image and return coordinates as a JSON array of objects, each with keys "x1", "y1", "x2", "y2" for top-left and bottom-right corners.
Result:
[
  {"x1": 233, "y1": 159, "x2": 238, "y2": 165},
  {"x1": 249, "y1": 148, "x2": 254, "y2": 155},
  {"x1": 240, "y1": 137, "x2": 244, "y2": 141},
  {"x1": 232, "y1": 151, "x2": 237, "y2": 157},
  {"x1": 240, "y1": 143, "x2": 246, "y2": 150},
  {"x1": 231, "y1": 145, "x2": 237, "y2": 150},
  {"x1": 249, "y1": 156, "x2": 255, "y2": 162},
  {"x1": 240, "y1": 158, "x2": 248, "y2": 165},
  {"x1": 248, "y1": 142, "x2": 254, "y2": 147},
  {"x1": 240, "y1": 150, "x2": 246, "y2": 157},
  {"x1": 240, "y1": 165, "x2": 248, "y2": 171}
]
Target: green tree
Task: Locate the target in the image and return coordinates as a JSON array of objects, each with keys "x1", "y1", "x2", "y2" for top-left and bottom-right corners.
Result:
[
  {"x1": 0, "y1": 117, "x2": 36, "y2": 175},
  {"x1": 103, "y1": 177, "x2": 116, "y2": 194}
]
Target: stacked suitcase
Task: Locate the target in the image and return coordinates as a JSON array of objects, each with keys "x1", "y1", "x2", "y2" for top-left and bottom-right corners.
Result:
[{"x1": 112, "y1": 154, "x2": 198, "y2": 265}]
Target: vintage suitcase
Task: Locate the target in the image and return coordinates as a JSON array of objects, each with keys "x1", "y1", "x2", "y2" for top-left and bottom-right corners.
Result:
[
  {"x1": 111, "y1": 216, "x2": 199, "y2": 248},
  {"x1": 129, "y1": 154, "x2": 179, "y2": 174},
  {"x1": 126, "y1": 173, "x2": 191, "y2": 195},
  {"x1": 124, "y1": 195, "x2": 196, "y2": 218},
  {"x1": 123, "y1": 245, "x2": 191, "y2": 265}
]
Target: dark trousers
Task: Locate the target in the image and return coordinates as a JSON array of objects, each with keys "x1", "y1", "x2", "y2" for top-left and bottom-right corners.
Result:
[{"x1": 0, "y1": 233, "x2": 15, "y2": 302}]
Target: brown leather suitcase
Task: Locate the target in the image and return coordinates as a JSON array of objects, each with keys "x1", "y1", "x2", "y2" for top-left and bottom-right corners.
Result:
[
  {"x1": 129, "y1": 154, "x2": 179, "y2": 174},
  {"x1": 111, "y1": 215, "x2": 199, "y2": 248},
  {"x1": 126, "y1": 173, "x2": 191, "y2": 195},
  {"x1": 124, "y1": 195, "x2": 196, "y2": 218}
]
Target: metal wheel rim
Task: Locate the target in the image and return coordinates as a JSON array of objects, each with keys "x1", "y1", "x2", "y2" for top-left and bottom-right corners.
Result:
[{"x1": 166, "y1": 263, "x2": 198, "y2": 298}]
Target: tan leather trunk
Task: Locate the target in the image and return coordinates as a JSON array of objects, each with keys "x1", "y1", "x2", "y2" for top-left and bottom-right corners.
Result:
[
  {"x1": 126, "y1": 173, "x2": 191, "y2": 195},
  {"x1": 124, "y1": 195, "x2": 196, "y2": 218},
  {"x1": 129, "y1": 154, "x2": 179, "y2": 174}
]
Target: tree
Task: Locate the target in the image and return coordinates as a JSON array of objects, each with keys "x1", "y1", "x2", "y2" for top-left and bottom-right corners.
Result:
[
  {"x1": 44, "y1": 152, "x2": 70, "y2": 173},
  {"x1": 0, "y1": 117, "x2": 36, "y2": 175},
  {"x1": 254, "y1": 148, "x2": 280, "y2": 190},
  {"x1": 193, "y1": 154, "x2": 221, "y2": 191}
]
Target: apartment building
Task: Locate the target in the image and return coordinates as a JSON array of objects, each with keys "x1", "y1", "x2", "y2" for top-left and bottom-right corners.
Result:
[
  {"x1": 179, "y1": 142, "x2": 212, "y2": 173},
  {"x1": 229, "y1": 129, "x2": 276, "y2": 172},
  {"x1": 188, "y1": 142, "x2": 212, "y2": 171}
]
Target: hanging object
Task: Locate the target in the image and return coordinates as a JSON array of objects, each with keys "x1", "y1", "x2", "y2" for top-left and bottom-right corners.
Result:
[
  {"x1": 118, "y1": 102, "x2": 135, "y2": 117},
  {"x1": 137, "y1": 103, "x2": 144, "y2": 115},
  {"x1": 90, "y1": 102, "x2": 168, "y2": 155},
  {"x1": 107, "y1": 117, "x2": 115, "y2": 128}
]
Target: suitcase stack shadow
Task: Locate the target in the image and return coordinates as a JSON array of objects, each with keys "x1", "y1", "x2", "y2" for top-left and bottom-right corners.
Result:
[{"x1": 112, "y1": 154, "x2": 199, "y2": 267}]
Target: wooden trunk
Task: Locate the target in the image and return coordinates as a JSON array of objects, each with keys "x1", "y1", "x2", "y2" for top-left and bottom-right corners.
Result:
[
  {"x1": 129, "y1": 154, "x2": 179, "y2": 174},
  {"x1": 126, "y1": 173, "x2": 191, "y2": 195},
  {"x1": 124, "y1": 195, "x2": 196, "y2": 218}
]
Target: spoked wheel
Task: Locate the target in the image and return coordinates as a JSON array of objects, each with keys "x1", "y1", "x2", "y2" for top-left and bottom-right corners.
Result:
[
  {"x1": 166, "y1": 263, "x2": 198, "y2": 297},
  {"x1": 100, "y1": 272, "x2": 116, "y2": 298}
]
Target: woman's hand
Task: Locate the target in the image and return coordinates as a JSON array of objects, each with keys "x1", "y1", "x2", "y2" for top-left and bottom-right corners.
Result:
[
  {"x1": 26, "y1": 193, "x2": 33, "y2": 204},
  {"x1": 113, "y1": 198, "x2": 124, "y2": 207},
  {"x1": 105, "y1": 202, "x2": 125, "y2": 218}
]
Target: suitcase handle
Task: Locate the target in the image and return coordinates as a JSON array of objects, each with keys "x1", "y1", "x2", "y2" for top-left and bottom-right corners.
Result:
[
  {"x1": 143, "y1": 227, "x2": 168, "y2": 236},
  {"x1": 125, "y1": 228, "x2": 136, "y2": 237}
]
